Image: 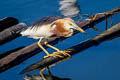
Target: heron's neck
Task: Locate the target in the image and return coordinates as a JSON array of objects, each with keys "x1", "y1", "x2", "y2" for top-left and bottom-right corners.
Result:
[{"x1": 52, "y1": 22, "x2": 73, "y2": 37}]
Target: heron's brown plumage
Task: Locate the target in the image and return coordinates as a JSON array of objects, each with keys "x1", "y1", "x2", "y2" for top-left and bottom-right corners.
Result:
[
  {"x1": 52, "y1": 20, "x2": 73, "y2": 37},
  {"x1": 56, "y1": 22, "x2": 68, "y2": 32},
  {"x1": 21, "y1": 16, "x2": 77, "y2": 39}
]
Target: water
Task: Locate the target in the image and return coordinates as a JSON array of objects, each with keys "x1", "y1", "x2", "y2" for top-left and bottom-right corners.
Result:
[{"x1": 0, "y1": 0, "x2": 120, "y2": 80}]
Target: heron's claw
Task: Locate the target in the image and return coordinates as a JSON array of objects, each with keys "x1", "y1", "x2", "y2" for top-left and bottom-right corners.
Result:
[
  {"x1": 44, "y1": 50, "x2": 72, "y2": 63},
  {"x1": 44, "y1": 53, "x2": 63, "y2": 58},
  {"x1": 44, "y1": 50, "x2": 71, "y2": 59},
  {"x1": 57, "y1": 50, "x2": 71, "y2": 57}
]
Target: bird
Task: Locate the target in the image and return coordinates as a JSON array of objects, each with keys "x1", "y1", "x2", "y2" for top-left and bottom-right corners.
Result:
[
  {"x1": 20, "y1": 16, "x2": 87, "y2": 79},
  {"x1": 21, "y1": 16, "x2": 86, "y2": 58}
]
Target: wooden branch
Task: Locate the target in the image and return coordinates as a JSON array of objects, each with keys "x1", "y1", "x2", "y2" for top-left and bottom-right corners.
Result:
[
  {"x1": 0, "y1": 17, "x2": 18, "y2": 32},
  {"x1": 0, "y1": 47, "x2": 24, "y2": 59},
  {"x1": 77, "y1": 6, "x2": 120, "y2": 30},
  {"x1": 0, "y1": 23, "x2": 27, "y2": 45},
  {"x1": 0, "y1": 7, "x2": 120, "y2": 73},
  {"x1": 20, "y1": 22, "x2": 120, "y2": 73}
]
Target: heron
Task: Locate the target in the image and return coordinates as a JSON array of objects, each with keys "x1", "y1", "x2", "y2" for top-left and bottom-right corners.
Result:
[
  {"x1": 21, "y1": 16, "x2": 86, "y2": 79},
  {"x1": 21, "y1": 16, "x2": 86, "y2": 58}
]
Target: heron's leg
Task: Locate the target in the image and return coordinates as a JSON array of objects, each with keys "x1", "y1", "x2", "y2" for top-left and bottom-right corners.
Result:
[
  {"x1": 46, "y1": 66, "x2": 52, "y2": 75},
  {"x1": 44, "y1": 41, "x2": 71, "y2": 59},
  {"x1": 40, "y1": 69, "x2": 46, "y2": 80},
  {"x1": 38, "y1": 38, "x2": 50, "y2": 56},
  {"x1": 44, "y1": 41, "x2": 60, "y2": 51}
]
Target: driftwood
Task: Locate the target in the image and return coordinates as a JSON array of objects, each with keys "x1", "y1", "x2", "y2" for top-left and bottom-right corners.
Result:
[
  {"x1": 0, "y1": 17, "x2": 18, "y2": 32},
  {"x1": 0, "y1": 47, "x2": 24, "y2": 59},
  {"x1": 0, "y1": 23, "x2": 27, "y2": 45},
  {"x1": 0, "y1": 7, "x2": 120, "y2": 73},
  {"x1": 20, "y1": 22, "x2": 120, "y2": 73}
]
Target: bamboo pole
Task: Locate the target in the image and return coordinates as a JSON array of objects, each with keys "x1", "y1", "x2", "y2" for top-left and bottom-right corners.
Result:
[
  {"x1": 0, "y1": 7, "x2": 120, "y2": 73},
  {"x1": 0, "y1": 47, "x2": 24, "y2": 59},
  {"x1": 0, "y1": 17, "x2": 18, "y2": 32},
  {"x1": 0, "y1": 23, "x2": 27, "y2": 45},
  {"x1": 20, "y1": 22, "x2": 120, "y2": 73}
]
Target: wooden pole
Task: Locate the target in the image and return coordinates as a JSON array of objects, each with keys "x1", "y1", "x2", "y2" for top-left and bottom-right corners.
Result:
[
  {"x1": 0, "y1": 17, "x2": 18, "y2": 32},
  {"x1": 20, "y1": 22, "x2": 120, "y2": 73},
  {"x1": 0, "y1": 7, "x2": 120, "y2": 73},
  {"x1": 0, "y1": 47, "x2": 24, "y2": 59},
  {"x1": 0, "y1": 23, "x2": 27, "y2": 45}
]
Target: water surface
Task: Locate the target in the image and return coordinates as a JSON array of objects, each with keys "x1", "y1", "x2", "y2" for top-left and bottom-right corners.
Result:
[{"x1": 0, "y1": 0, "x2": 120, "y2": 80}]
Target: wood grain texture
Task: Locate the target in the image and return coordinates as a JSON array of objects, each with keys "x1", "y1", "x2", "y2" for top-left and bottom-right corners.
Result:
[
  {"x1": 0, "y1": 17, "x2": 18, "y2": 32},
  {"x1": 0, "y1": 23, "x2": 27, "y2": 45}
]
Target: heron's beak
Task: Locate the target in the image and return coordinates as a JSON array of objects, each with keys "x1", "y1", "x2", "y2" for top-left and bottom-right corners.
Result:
[{"x1": 73, "y1": 24, "x2": 88, "y2": 35}]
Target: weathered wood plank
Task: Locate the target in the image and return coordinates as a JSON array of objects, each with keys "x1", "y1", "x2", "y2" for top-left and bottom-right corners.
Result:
[
  {"x1": 0, "y1": 47, "x2": 24, "y2": 59},
  {"x1": 0, "y1": 23, "x2": 27, "y2": 45},
  {"x1": 0, "y1": 17, "x2": 18, "y2": 31}
]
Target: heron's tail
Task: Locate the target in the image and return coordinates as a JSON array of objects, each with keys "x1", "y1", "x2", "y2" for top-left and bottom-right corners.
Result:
[
  {"x1": 20, "y1": 27, "x2": 35, "y2": 37},
  {"x1": 20, "y1": 27, "x2": 30, "y2": 36}
]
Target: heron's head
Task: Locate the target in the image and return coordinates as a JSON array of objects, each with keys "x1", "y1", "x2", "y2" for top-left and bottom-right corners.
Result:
[
  {"x1": 51, "y1": 18, "x2": 87, "y2": 37},
  {"x1": 62, "y1": 18, "x2": 87, "y2": 34}
]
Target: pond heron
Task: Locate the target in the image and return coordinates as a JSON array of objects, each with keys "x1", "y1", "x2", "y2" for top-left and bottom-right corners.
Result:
[{"x1": 21, "y1": 16, "x2": 86, "y2": 79}]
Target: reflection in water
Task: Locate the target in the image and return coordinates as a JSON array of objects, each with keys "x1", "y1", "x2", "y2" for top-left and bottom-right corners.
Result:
[
  {"x1": 58, "y1": 0, "x2": 80, "y2": 18},
  {"x1": 24, "y1": 74, "x2": 70, "y2": 80}
]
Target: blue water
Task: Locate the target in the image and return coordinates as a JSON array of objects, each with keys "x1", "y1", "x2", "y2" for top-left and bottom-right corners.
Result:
[{"x1": 0, "y1": 0, "x2": 120, "y2": 80}]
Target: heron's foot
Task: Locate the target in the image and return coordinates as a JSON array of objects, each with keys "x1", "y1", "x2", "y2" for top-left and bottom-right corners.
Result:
[
  {"x1": 55, "y1": 50, "x2": 72, "y2": 62},
  {"x1": 44, "y1": 52, "x2": 63, "y2": 58},
  {"x1": 57, "y1": 50, "x2": 71, "y2": 58},
  {"x1": 44, "y1": 50, "x2": 71, "y2": 59},
  {"x1": 44, "y1": 50, "x2": 71, "y2": 60}
]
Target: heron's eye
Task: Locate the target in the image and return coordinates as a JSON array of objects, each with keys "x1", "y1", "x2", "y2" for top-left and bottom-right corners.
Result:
[{"x1": 69, "y1": 23, "x2": 73, "y2": 26}]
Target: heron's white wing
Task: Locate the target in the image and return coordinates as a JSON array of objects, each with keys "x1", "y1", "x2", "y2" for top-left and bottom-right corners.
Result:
[{"x1": 21, "y1": 16, "x2": 62, "y2": 39}]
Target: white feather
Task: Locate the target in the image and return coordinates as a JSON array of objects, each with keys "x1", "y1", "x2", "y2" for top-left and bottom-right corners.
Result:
[{"x1": 21, "y1": 25, "x2": 53, "y2": 39}]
